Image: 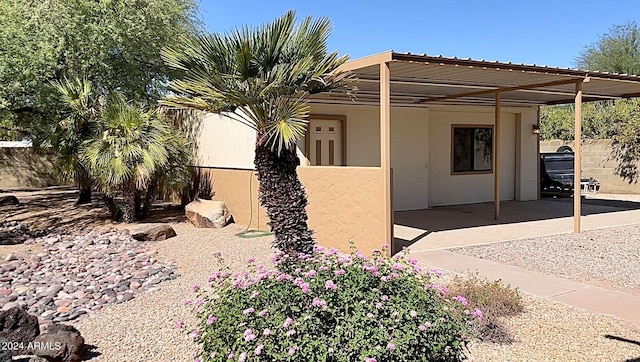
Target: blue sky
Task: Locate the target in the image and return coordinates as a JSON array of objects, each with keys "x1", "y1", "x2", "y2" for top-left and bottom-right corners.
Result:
[{"x1": 200, "y1": 0, "x2": 640, "y2": 69}]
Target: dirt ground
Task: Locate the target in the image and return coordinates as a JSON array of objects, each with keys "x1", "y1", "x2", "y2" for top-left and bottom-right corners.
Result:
[{"x1": 0, "y1": 187, "x2": 186, "y2": 258}]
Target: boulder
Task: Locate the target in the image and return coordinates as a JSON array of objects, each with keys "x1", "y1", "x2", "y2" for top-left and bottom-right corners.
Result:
[
  {"x1": 0, "y1": 195, "x2": 19, "y2": 206},
  {"x1": 131, "y1": 224, "x2": 176, "y2": 241},
  {"x1": 29, "y1": 324, "x2": 84, "y2": 362},
  {"x1": 185, "y1": 199, "x2": 232, "y2": 228},
  {"x1": 0, "y1": 307, "x2": 39, "y2": 356}
]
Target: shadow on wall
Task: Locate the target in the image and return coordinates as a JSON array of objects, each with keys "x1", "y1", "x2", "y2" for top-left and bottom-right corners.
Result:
[
  {"x1": 0, "y1": 148, "x2": 60, "y2": 189},
  {"x1": 610, "y1": 141, "x2": 640, "y2": 184}
]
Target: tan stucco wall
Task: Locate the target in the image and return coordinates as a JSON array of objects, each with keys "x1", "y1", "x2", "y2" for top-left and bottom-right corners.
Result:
[
  {"x1": 427, "y1": 107, "x2": 517, "y2": 206},
  {"x1": 540, "y1": 139, "x2": 640, "y2": 194},
  {"x1": 309, "y1": 104, "x2": 431, "y2": 210},
  {"x1": 200, "y1": 166, "x2": 386, "y2": 255},
  {"x1": 0, "y1": 148, "x2": 59, "y2": 189},
  {"x1": 298, "y1": 166, "x2": 385, "y2": 254},
  {"x1": 203, "y1": 168, "x2": 269, "y2": 230}
]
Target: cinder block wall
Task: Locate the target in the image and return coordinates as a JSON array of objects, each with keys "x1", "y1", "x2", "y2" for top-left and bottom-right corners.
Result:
[
  {"x1": 0, "y1": 148, "x2": 60, "y2": 189},
  {"x1": 540, "y1": 139, "x2": 640, "y2": 194}
]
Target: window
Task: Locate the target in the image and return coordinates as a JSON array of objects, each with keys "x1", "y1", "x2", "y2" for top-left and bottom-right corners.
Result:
[{"x1": 451, "y1": 125, "x2": 493, "y2": 174}]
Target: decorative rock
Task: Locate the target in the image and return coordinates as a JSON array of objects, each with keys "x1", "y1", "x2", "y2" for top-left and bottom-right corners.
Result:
[
  {"x1": 131, "y1": 224, "x2": 177, "y2": 241},
  {"x1": 29, "y1": 324, "x2": 85, "y2": 362},
  {"x1": 0, "y1": 307, "x2": 40, "y2": 355},
  {"x1": 185, "y1": 199, "x2": 232, "y2": 228},
  {"x1": 0, "y1": 195, "x2": 19, "y2": 206}
]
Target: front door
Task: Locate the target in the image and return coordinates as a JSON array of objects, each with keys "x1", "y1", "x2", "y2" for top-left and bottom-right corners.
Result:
[{"x1": 309, "y1": 119, "x2": 343, "y2": 166}]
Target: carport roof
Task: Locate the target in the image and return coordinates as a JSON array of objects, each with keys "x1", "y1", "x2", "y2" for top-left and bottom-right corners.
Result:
[{"x1": 310, "y1": 50, "x2": 640, "y2": 107}]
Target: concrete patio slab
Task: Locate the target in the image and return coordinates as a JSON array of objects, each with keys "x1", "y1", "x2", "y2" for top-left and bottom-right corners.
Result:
[{"x1": 394, "y1": 198, "x2": 640, "y2": 252}]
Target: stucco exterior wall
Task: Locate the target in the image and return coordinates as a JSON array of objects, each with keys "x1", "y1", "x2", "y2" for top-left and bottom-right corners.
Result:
[
  {"x1": 540, "y1": 139, "x2": 640, "y2": 194},
  {"x1": 200, "y1": 166, "x2": 386, "y2": 255},
  {"x1": 298, "y1": 166, "x2": 385, "y2": 254},
  {"x1": 0, "y1": 148, "x2": 60, "y2": 189},
  {"x1": 427, "y1": 107, "x2": 517, "y2": 206},
  {"x1": 309, "y1": 104, "x2": 430, "y2": 210},
  {"x1": 515, "y1": 109, "x2": 540, "y2": 201},
  {"x1": 196, "y1": 113, "x2": 256, "y2": 169}
]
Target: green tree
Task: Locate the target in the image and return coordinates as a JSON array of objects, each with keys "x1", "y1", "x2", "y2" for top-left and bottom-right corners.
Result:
[
  {"x1": 0, "y1": 0, "x2": 201, "y2": 139},
  {"x1": 541, "y1": 20, "x2": 640, "y2": 182},
  {"x1": 82, "y1": 93, "x2": 191, "y2": 222},
  {"x1": 161, "y1": 10, "x2": 355, "y2": 256},
  {"x1": 576, "y1": 21, "x2": 640, "y2": 74}
]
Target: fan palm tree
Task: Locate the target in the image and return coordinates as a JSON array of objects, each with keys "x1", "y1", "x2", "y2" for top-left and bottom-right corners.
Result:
[
  {"x1": 82, "y1": 93, "x2": 191, "y2": 222},
  {"x1": 161, "y1": 10, "x2": 355, "y2": 256},
  {"x1": 46, "y1": 78, "x2": 99, "y2": 204}
]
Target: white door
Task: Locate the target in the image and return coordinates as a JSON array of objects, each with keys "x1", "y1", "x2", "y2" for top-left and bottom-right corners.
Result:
[{"x1": 309, "y1": 119, "x2": 343, "y2": 166}]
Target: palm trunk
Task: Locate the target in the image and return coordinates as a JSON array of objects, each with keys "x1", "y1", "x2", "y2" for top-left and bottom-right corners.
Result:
[
  {"x1": 254, "y1": 143, "x2": 314, "y2": 256},
  {"x1": 76, "y1": 169, "x2": 92, "y2": 204},
  {"x1": 122, "y1": 181, "x2": 136, "y2": 223}
]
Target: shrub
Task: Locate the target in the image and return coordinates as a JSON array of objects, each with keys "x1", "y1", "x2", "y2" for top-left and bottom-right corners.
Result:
[
  {"x1": 187, "y1": 246, "x2": 480, "y2": 362},
  {"x1": 447, "y1": 274, "x2": 523, "y2": 344}
]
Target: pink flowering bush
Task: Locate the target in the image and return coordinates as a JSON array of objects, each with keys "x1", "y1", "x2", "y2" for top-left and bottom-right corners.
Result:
[{"x1": 189, "y1": 245, "x2": 477, "y2": 361}]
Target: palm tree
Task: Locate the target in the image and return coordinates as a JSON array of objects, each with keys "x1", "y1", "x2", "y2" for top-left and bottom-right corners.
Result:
[
  {"x1": 82, "y1": 93, "x2": 191, "y2": 222},
  {"x1": 161, "y1": 10, "x2": 355, "y2": 256},
  {"x1": 46, "y1": 78, "x2": 99, "y2": 204}
]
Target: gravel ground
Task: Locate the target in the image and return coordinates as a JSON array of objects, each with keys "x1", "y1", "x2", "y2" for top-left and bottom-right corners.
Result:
[
  {"x1": 468, "y1": 294, "x2": 640, "y2": 362},
  {"x1": 69, "y1": 222, "x2": 640, "y2": 362},
  {"x1": 70, "y1": 222, "x2": 274, "y2": 362},
  {"x1": 451, "y1": 224, "x2": 640, "y2": 295}
]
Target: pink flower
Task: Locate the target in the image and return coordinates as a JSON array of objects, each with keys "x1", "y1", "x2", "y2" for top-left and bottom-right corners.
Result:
[
  {"x1": 238, "y1": 352, "x2": 247, "y2": 362},
  {"x1": 418, "y1": 324, "x2": 427, "y2": 331},
  {"x1": 387, "y1": 343, "x2": 396, "y2": 350},
  {"x1": 288, "y1": 346, "x2": 299, "y2": 355},
  {"x1": 334, "y1": 269, "x2": 346, "y2": 276},
  {"x1": 206, "y1": 316, "x2": 217, "y2": 325},
  {"x1": 471, "y1": 309, "x2": 484, "y2": 322},
  {"x1": 381, "y1": 295, "x2": 389, "y2": 301},
  {"x1": 191, "y1": 284, "x2": 200, "y2": 291},
  {"x1": 454, "y1": 295, "x2": 469, "y2": 306},
  {"x1": 319, "y1": 265, "x2": 329, "y2": 271},
  {"x1": 408, "y1": 258, "x2": 418, "y2": 265},
  {"x1": 190, "y1": 329, "x2": 199, "y2": 339},
  {"x1": 304, "y1": 270, "x2": 317, "y2": 277},
  {"x1": 409, "y1": 310, "x2": 418, "y2": 318},
  {"x1": 242, "y1": 308, "x2": 255, "y2": 316},
  {"x1": 367, "y1": 313, "x2": 374, "y2": 318},
  {"x1": 375, "y1": 302, "x2": 383, "y2": 309},
  {"x1": 244, "y1": 333, "x2": 256, "y2": 342},
  {"x1": 283, "y1": 317, "x2": 293, "y2": 328},
  {"x1": 213, "y1": 251, "x2": 222, "y2": 258},
  {"x1": 263, "y1": 328, "x2": 272, "y2": 336},
  {"x1": 286, "y1": 329, "x2": 296, "y2": 336},
  {"x1": 250, "y1": 291, "x2": 260, "y2": 298},
  {"x1": 227, "y1": 352, "x2": 235, "y2": 359},
  {"x1": 365, "y1": 358, "x2": 377, "y2": 362},
  {"x1": 176, "y1": 321, "x2": 184, "y2": 329},
  {"x1": 355, "y1": 250, "x2": 367, "y2": 259},
  {"x1": 247, "y1": 257, "x2": 256, "y2": 263},
  {"x1": 391, "y1": 263, "x2": 404, "y2": 270},
  {"x1": 258, "y1": 309, "x2": 269, "y2": 317},
  {"x1": 325, "y1": 280, "x2": 338, "y2": 290},
  {"x1": 255, "y1": 344, "x2": 264, "y2": 355},
  {"x1": 300, "y1": 282, "x2": 310, "y2": 294},
  {"x1": 276, "y1": 274, "x2": 293, "y2": 282},
  {"x1": 183, "y1": 299, "x2": 192, "y2": 305}
]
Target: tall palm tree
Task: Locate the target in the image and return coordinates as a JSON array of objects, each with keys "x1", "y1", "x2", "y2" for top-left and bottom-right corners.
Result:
[
  {"x1": 161, "y1": 10, "x2": 355, "y2": 256},
  {"x1": 82, "y1": 93, "x2": 191, "y2": 222},
  {"x1": 47, "y1": 78, "x2": 99, "y2": 204}
]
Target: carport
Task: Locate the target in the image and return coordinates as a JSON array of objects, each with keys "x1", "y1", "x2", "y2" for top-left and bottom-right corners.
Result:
[{"x1": 326, "y1": 51, "x2": 640, "y2": 245}]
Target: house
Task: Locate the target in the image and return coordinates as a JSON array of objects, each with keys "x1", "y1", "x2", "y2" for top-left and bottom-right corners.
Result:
[{"x1": 194, "y1": 51, "x2": 640, "y2": 254}]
